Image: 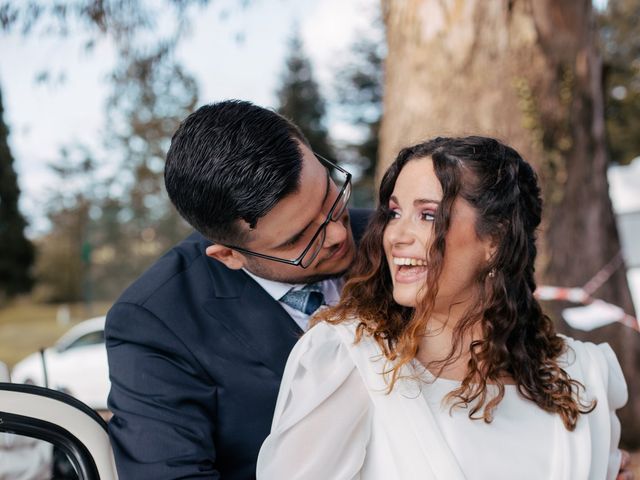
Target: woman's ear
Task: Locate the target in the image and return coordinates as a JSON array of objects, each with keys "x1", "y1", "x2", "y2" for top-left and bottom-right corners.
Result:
[
  {"x1": 484, "y1": 235, "x2": 499, "y2": 264},
  {"x1": 206, "y1": 244, "x2": 246, "y2": 270}
]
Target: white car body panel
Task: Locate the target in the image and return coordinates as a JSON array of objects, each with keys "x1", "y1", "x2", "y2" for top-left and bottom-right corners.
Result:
[
  {"x1": 11, "y1": 317, "x2": 110, "y2": 410},
  {"x1": 0, "y1": 383, "x2": 118, "y2": 480}
]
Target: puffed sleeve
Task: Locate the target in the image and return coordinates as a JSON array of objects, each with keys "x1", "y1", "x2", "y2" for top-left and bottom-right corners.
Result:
[
  {"x1": 256, "y1": 321, "x2": 372, "y2": 480},
  {"x1": 596, "y1": 342, "x2": 628, "y2": 480},
  {"x1": 559, "y1": 337, "x2": 630, "y2": 480}
]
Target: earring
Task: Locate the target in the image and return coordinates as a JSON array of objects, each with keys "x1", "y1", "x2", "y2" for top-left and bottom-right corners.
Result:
[{"x1": 488, "y1": 268, "x2": 496, "y2": 278}]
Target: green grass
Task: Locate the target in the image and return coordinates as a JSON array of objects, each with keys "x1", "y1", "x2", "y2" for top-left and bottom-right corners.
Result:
[{"x1": 0, "y1": 298, "x2": 113, "y2": 367}]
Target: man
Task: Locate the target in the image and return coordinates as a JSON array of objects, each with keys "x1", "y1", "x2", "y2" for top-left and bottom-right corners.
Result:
[{"x1": 105, "y1": 100, "x2": 370, "y2": 479}]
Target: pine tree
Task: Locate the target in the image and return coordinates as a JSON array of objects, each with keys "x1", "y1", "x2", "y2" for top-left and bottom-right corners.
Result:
[
  {"x1": 0, "y1": 87, "x2": 34, "y2": 300},
  {"x1": 334, "y1": 20, "x2": 385, "y2": 207},
  {"x1": 276, "y1": 33, "x2": 333, "y2": 159},
  {"x1": 106, "y1": 45, "x2": 197, "y2": 257},
  {"x1": 35, "y1": 147, "x2": 96, "y2": 303}
]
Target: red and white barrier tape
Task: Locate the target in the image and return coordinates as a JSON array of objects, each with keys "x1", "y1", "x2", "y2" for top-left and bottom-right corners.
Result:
[{"x1": 535, "y1": 285, "x2": 638, "y2": 331}]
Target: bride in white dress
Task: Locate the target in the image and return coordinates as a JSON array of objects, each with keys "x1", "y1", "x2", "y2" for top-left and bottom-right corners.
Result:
[{"x1": 257, "y1": 136, "x2": 628, "y2": 480}]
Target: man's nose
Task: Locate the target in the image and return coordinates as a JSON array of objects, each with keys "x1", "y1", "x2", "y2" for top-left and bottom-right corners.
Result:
[{"x1": 322, "y1": 212, "x2": 349, "y2": 248}]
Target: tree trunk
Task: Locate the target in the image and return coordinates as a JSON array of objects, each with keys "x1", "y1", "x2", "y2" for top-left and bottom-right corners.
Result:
[{"x1": 379, "y1": 0, "x2": 639, "y2": 446}]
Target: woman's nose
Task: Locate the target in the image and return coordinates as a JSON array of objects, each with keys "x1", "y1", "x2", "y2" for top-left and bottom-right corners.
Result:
[{"x1": 386, "y1": 217, "x2": 417, "y2": 246}]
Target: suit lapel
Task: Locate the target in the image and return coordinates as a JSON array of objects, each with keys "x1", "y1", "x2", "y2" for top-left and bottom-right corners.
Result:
[
  {"x1": 197, "y1": 209, "x2": 372, "y2": 380},
  {"x1": 202, "y1": 267, "x2": 303, "y2": 379}
]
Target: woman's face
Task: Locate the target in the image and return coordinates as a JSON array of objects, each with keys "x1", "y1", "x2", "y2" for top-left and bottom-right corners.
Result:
[{"x1": 382, "y1": 157, "x2": 493, "y2": 310}]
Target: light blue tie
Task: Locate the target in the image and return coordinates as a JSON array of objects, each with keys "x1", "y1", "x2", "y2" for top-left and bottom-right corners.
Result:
[{"x1": 280, "y1": 283, "x2": 326, "y2": 316}]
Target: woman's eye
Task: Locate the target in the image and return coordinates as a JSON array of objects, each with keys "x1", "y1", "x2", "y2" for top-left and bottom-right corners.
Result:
[
  {"x1": 421, "y1": 211, "x2": 436, "y2": 221},
  {"x1": 387, "y1": 209, "x2": 400, "y2": 220}
]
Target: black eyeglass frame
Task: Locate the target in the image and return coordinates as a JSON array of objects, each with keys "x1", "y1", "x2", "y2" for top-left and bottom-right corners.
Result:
[{"x1": 220, "y1": 153, "x2": 352, "y2": 269}]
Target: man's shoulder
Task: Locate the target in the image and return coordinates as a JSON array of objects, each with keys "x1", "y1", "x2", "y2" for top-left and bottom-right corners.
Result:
[{"x1": 114, "y1": 231, "x2": 236, "y2": 307}]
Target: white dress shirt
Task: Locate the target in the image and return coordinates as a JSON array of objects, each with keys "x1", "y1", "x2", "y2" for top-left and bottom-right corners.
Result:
[{"x1": 243, "y1": 269, "x2": 343, "y2": 331}]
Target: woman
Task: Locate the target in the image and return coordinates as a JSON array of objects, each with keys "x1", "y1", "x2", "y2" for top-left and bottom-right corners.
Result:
[{"x1": 257, "y1": 136, "x2": 627, "y2": 479}]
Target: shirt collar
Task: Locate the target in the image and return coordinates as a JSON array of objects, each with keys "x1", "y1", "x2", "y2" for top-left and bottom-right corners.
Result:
[{"x1": 242, "y1": 269, "x2": 304, "y2": 302}]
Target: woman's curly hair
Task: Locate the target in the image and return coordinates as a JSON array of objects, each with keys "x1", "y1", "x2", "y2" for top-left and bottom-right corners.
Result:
[{"x1": 316, "y1": 136, "x2": 594, "y2": 430}]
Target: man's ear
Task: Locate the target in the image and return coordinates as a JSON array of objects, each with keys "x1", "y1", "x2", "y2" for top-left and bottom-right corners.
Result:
[{"x1": 206, "y1": 244, "x2": 246, "y2": 270}]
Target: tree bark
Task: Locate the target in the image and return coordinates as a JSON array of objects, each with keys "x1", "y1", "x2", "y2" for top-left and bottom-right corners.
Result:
[{"x1": 380, "y1": 0, "x2": 639, "y2": 446}]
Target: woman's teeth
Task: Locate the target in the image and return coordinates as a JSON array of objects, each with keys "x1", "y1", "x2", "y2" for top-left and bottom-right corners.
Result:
[{"x1": 393, "y1": 257, "x2": 426, "y2": 266}]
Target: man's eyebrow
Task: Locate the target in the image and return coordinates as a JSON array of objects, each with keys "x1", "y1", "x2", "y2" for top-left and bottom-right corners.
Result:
[{"x1": 275, "y1": 167, "x2": 331, "y2": 249}]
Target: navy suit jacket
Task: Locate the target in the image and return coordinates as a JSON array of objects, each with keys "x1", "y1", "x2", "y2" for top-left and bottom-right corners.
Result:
[{"x1": 106, "y1": 209, "x2": 371, "y2": 479}]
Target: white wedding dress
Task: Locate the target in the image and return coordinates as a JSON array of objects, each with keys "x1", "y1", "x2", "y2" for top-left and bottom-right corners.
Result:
[{"x1": 257, "y1": 321, "x2": 627, "y2": 480}]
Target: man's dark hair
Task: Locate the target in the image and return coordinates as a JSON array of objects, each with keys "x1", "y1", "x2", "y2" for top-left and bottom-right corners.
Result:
[{"x1": 165, "y1": 100, "x2": 308, "y2": 244}]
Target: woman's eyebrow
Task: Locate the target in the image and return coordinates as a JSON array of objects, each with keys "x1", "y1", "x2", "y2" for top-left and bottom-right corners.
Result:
[
  {"x1": 389, "y1": 195, "x2": 440, "y2": 206},
  {"x1": 414, "y1": 198, "x2": 440, "y2": 206}
]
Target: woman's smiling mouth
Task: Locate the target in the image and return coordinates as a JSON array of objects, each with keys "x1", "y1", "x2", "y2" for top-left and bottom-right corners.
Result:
[{"x1": 392, "y1": 257, "x2": 428, "y2": 283}]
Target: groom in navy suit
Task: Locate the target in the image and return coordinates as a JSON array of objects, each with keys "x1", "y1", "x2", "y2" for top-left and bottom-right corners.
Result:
[{"x1": 105, "y1": 100, "x2": 370, "y2": 479}]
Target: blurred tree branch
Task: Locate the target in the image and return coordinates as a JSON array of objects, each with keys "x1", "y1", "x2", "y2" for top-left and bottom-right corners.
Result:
[{"x1": 598, "y1": 0, "x2": 640, "y2": 165}]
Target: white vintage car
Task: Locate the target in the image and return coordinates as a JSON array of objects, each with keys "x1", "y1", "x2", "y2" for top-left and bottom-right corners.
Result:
[
  {"x1": 0, "y1": 381, "x2": 118, "y2": 479},
  {"x1": 1, "y1": 317, "x2": 117, "y2": 479},
  {"x1": 10, "y1": 316, "x2": 110, "y2": 411}
]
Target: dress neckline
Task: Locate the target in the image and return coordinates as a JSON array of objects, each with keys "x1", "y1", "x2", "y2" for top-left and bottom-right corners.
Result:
[{"x1": 409, "y1": 359, "x2": 518, "y2": 388}]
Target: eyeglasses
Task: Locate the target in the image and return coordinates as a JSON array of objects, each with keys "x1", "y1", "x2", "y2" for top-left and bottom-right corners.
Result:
[{"x1": 222, "y1": 154, "x2": 352, "y2": 268}]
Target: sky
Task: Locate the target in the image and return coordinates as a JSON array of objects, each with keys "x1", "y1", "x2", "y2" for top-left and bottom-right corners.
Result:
[
  {"x1": 0, "y1": 0, "x2": 637, "y2": 230},
  {"x1": 0, "y1": 0, "x2": 379, "y2": 235}
]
